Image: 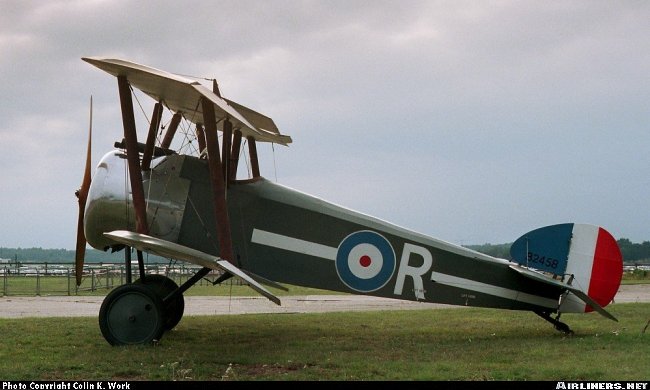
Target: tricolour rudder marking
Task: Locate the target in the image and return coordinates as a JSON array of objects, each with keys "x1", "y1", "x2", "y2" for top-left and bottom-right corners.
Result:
[
  {"x1": 585, "y1": 227, "x2": 623, "y2": 312},
  {"x1": 511, "y1": 223, "x2": 623, "y2": 314},
  {"x1": 563, "y1": 224, "x2": 622, "y2": 313}
]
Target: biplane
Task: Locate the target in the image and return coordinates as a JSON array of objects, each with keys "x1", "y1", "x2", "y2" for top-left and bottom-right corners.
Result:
[{"x1": 76, "y1": 57, "x2": 623, "y2": 346}]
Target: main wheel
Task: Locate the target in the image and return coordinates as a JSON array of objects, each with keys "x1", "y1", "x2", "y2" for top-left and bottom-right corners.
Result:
[
  {"x1": 99, "y1": 283, "x2": 165, "y2": 346},
  {"x1": 135, "y1": 274, "x2": 185, "y2": 330}
]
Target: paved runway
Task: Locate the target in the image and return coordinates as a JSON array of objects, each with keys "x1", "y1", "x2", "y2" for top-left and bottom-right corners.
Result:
[{"x1": 1, "y1": 284, "x2": 648, "y2": 318}]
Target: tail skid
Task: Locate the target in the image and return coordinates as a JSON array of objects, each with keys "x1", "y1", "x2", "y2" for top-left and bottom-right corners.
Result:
[{"x1": 535, "y1": 311, "x2": 574, "y2": 335}]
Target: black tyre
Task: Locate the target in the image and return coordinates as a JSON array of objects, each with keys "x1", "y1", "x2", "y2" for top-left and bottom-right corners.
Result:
[
  {"x1": 135, "y1": 274, "x2": 185, "y2": 330},
  {"x1": 99, "y1": 283, "x2": 165, "y2": 346}
]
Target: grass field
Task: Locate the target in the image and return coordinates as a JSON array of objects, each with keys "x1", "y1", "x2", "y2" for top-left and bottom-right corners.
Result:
[
  {"x1": 0, "y1": 303, "x2": 648, "y2": 381},
  {"x1": 1, "y1": 267, "x2": 648, "y2": 381}
]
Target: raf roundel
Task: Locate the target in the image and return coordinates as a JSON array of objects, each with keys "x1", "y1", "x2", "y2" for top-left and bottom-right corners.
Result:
[{"x1": 335, "y1": 230, "x2": 396, "y2": 292}]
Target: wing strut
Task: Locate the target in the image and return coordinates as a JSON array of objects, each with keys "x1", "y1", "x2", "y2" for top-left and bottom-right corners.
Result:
[
  {"x1": 221, "y1": 119, "x2": 232, "y2": 185},
  {"x1": 201, "y1": 97, "x2": 235, "y2": 264},
  {"x1": 161, "y1": 113, "x2": 181, "y2": 149},
  {"x1": 117, "y1": 75, "x2": 149, "y2": 282},
  {"x1": 247, "y1": 136, "x2": 261, "y2": 178},
  {"x1": 142, "y1": 102, "x2": 163, "y2": 171},
  {"x1": 229, "y1": 130, "x2": 243, "y2": 180},
  {"x1": 195, "y1": 124, "x2": 207, "y2": 157}
]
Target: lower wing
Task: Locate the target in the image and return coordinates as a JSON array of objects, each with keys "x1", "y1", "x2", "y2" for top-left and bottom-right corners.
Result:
[{"x1": 103, "y1": 230, "x2": 281, "y2": 306}]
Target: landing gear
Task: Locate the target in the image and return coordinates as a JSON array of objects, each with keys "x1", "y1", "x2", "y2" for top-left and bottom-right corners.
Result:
[
  {"x1": 535, "y1": 311, "x2": 574, "y2": 335},
  {"x1": 98, "y1": 263, "x2": 210, "y2": 345},
  {"x1": 135, "y1": 274, "x2": 185, "y2": 330},
  {"x1": 99, "y1": 283, "x2": 166, "y2": 346}
]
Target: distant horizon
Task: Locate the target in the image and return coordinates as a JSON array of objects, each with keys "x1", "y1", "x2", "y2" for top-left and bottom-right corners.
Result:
[{"x1": 1, "y1": 234, "x2": 647, "y2": 253}]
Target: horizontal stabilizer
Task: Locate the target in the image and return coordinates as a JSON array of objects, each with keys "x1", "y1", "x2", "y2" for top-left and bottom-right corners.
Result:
[
  {"x1": 104, "y1": 230, "x2": 281, "y2": 306},
  {"x1": 509, "y1": 264, "x2": 617, "y2": 322}
]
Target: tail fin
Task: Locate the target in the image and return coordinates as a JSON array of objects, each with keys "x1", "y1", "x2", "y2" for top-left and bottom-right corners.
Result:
[{"x1": 510, "y1": 223, "x2": 623, "y2": 314}]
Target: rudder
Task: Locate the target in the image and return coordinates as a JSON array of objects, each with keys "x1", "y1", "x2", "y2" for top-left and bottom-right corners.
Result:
[{"x1": 510, "y1": 223, "x2": 623, "y2": 313}]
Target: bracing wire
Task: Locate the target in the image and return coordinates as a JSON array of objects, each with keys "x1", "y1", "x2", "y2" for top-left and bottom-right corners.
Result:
[
  {"x1": 228, "y1": 278, "x2": 233, "y2": 314},
  {"x1": 241, "y1": 139, "x2": 251, "y2": 178},
  {"x1": 271, "y1": 142, "x2": 278, "y2": 182},
  {"x1": 122, "y1": 152, "x2": 132, "y2": 232},
  {"x1": 131, "y1": 86, "x2": 150, "y2": 128}
]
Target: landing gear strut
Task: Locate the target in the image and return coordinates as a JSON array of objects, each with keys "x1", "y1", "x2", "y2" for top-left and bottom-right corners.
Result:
[
  {"x1": 135, "y1": 274, "x2": 185, "y2": 331},
  {"x1": 535, "y1": 311, "x2": 574, "y2": 335}
]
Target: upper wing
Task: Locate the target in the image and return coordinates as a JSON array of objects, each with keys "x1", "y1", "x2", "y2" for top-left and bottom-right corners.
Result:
[
  {"x1": 509, "y1": 264, "x2": 617, "y2": 321},
  {"x1": 82, "y1": 57, "x2": 292, "y2": 146},
  {"x1": 104, "y1": 230, "x2": 281, "y2": 306}
]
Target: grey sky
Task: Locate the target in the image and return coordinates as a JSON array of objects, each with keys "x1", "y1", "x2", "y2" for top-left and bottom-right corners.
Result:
[{"x1": 0, "y1": 0, "x2": 648, "y2": 250}]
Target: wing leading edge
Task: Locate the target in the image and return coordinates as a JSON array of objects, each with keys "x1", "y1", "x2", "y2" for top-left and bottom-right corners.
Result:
[{"x1": 104, "y1": 230, "x2": 281, "y2": 306}]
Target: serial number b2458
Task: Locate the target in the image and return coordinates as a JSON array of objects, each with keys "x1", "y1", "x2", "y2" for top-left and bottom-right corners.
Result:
[{"x1": 527, "y1": 252, "x2": 559, "y2": 270}]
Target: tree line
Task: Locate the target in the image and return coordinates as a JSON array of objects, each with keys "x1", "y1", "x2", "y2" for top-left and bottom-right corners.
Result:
[
  {"x1": 466, "y1": 239, "x2": 650, "y2": 263},
  {"x1": 0, "y1": 247, "x2": 166, "y2": 264}
]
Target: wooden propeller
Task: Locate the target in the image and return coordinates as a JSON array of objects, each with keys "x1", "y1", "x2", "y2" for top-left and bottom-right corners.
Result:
[{"x1": 74, "y1": 96, "x2": 93, "y2": 286}]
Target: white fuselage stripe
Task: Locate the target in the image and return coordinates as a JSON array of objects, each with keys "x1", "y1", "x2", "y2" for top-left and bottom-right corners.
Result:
[
  {"x1": 252, "y1": 229, "x2": 556, "y2": 308},
  {"x1": 430, "y1": 272, "x2": 557, "y2": 308},
  {"x1": 252, "y1": 229, "x2": 337, "y2": 260}
]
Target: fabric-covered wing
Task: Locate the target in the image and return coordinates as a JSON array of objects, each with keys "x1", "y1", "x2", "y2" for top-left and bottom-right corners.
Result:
[
  {"x1": 104, "y1": 230, "x2": 281, "y2": 306},
  {"x1": 82, "y1": 57, "x2": 291, "y2": 145}
]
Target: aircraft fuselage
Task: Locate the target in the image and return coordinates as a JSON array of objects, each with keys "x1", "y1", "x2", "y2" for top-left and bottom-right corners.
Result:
[{"x1": 85, "y1": 150, "x2": 566, "y2": 314}]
